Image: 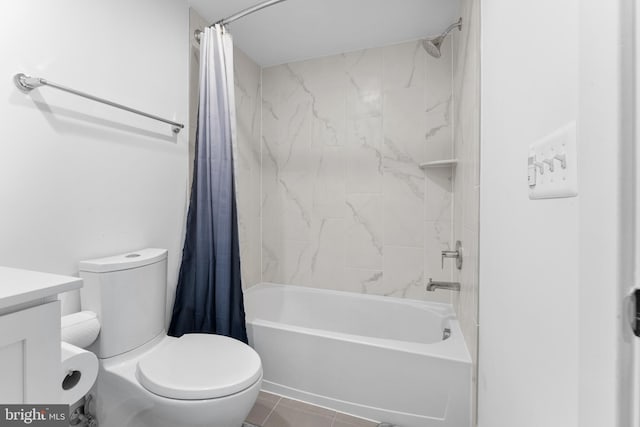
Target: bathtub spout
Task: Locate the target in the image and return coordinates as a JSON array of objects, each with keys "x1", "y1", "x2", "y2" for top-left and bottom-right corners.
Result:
[{"x1": 427, "y1": 278, "x2": 461, "y2": 292}]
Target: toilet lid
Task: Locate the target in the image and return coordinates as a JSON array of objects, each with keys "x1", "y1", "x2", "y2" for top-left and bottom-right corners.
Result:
[{"x1": 136, "y1": 334, "x2": 262, "y2": 400}]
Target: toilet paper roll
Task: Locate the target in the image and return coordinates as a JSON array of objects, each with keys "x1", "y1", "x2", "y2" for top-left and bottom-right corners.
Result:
[
  {"x1": 59, "y1": 342, "x2": 98, "y2": 405},
  {"x1": 61, "y1": 311, "x2": 100, "y2": 348}
]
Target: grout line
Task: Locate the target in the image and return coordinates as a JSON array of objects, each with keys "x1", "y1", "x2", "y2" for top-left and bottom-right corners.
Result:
[{"x1": 260, "y1": 395, "x2": 282, "y2": 426}]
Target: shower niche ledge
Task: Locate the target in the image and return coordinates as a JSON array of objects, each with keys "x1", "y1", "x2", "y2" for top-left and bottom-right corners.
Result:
[{"x1": 419, "y1": 159, "x2": 458, "y2": 170}]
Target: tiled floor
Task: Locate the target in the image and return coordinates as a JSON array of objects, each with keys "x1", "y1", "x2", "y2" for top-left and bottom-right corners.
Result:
[{"x1": 244, "y1": 391, "x2": 378, "y2": 427}]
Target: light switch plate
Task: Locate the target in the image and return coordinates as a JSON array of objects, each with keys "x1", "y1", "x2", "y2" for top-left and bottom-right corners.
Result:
[{"x1": 528, "y1": 122, "x2": 578, "y2": 199}]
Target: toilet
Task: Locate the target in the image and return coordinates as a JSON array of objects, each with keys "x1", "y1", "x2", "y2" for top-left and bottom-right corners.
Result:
[{"x1": 78, "y1": 248, "x2": 262, "y2": 427}]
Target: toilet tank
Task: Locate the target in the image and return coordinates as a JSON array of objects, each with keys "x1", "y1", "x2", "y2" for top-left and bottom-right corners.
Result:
[{"x1": 79, "y1": 249, "x2": 168, "y2": 359}]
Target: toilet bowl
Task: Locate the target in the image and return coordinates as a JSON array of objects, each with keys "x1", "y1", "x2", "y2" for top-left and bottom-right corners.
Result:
[
  {"x1": 79, "y1": 249, "x2": 262, "y2": 427},
  {"x1": 94, "y1": 333, "x2": 262, "y2": 427}
]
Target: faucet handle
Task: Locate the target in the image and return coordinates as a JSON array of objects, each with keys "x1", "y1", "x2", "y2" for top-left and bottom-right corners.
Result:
[
  {"x1": 440, "y1": 240, "x2": 463, "y2": 270},
  {"x1": 441, "y1": 250, "x2": 459, "y2": 269}
]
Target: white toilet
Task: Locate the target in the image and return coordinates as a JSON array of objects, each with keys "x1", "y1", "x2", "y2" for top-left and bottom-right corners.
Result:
[{"x1": 78, "y1": 248, "x2": 262, "y2": 427}]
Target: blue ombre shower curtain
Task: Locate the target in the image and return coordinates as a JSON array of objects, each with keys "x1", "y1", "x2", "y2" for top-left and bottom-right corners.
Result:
[{"x1": 169, "y1": 25, "x2": 247, "y2": 343}]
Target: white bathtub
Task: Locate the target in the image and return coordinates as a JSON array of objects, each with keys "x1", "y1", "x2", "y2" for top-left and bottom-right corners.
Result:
[{"x1": 244, "y1": 283, "x2": 471, "y2": 427}]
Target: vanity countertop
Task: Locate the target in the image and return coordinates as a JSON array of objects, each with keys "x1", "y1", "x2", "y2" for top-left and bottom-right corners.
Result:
[{"x1": 0, "y1": 266, "x2": 82, "y2": 310}]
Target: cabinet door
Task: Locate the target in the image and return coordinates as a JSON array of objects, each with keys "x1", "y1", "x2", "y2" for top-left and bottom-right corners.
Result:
[{"x1": 0, "y1": 301, "x2": 61, "y2": 403}]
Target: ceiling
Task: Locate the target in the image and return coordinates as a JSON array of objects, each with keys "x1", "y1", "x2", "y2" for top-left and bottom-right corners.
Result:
[{"x1": 187, "y1": 0, "x2": 461, "y2": 67}]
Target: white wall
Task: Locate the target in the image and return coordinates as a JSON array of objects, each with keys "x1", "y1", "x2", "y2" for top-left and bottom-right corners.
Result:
[
  {"x1": 478, "y1": 0, "x2": 579, "y2": 426},
  {"x1": 578, "y1": 0, "x2": 630, "y2": 426},
  {"x1": 0, "y1": 0, "x2": 189, "y2": 320}
]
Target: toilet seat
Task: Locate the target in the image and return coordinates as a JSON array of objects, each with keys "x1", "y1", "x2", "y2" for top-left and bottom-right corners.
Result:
[{"x1": 136, "y1": 334, "x2": 262, "y2": 400}]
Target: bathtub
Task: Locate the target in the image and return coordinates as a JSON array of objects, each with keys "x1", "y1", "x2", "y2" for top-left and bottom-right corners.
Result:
[{"x1": 244, "y1": 283, "x2": 471, "y2": 427}]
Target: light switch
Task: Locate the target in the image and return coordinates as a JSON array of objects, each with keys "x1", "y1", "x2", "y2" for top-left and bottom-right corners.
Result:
[{"x1": 528, "y1": 122, "x2": 578, "y2": 199}]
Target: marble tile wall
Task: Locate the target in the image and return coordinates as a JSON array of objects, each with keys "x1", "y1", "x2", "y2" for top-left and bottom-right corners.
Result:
[
  {"x1": 452, "y1": 0, "x2": 481, "y2": 423},
  {"x1": 260, "y1": 39, "x2": 456, "y2": 303},
  {"x1": 189, "y1": 9, "x2": 262, "y2": 289},
  {"x1": 234, "y1": 47, "x2": 263, "y2": 289}
]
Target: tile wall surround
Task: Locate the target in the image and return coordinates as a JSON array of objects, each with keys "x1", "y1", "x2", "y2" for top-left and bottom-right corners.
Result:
[
  {"x1": 260, "y1": 38, "x2": 456, "y2": 304},
  {"x1": 191, "y1": 7, "x2": 467, "y2": 302},
  {"x1": 452, "y1": 0, "x2": 481, "y2": 423},
  {"x1": 233, "y1": 43, "x2": 263, "y2": 289}
]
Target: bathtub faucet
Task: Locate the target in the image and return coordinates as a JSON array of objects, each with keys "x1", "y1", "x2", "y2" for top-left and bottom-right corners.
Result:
[{"x1": 427, "y1": 278, "x2": 461, "y2": 292}]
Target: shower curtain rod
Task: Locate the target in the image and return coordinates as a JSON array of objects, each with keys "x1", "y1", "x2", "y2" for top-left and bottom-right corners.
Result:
[
  {"x1": 216, "y1": 0, "x2": 289, "y2": 26},
  {"x1": 195, "y1": 0, "x2": 289, "y2": 42}
]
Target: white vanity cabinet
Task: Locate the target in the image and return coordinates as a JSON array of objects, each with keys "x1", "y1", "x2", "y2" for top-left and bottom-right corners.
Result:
[{"x1": 0, "y1": 267, "x2": 82, "y2": 403}]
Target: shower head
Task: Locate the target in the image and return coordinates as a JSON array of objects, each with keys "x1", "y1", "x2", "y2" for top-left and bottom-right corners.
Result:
[
  {"x1": 423, "y1": 38, "x2": 445, "y2": 58},
  {"x1": 423, "y1": 18, "x2": 462, "y2": 58}
]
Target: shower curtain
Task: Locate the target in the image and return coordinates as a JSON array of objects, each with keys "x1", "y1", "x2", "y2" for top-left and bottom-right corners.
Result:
[{"x1": 169, "y1": 25, "x2": 247, "y2": 343}]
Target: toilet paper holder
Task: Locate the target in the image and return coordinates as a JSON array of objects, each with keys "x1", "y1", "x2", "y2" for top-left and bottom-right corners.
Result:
[{"x1": 69, "y1": 394, "x2": 98, "y2": 427}]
